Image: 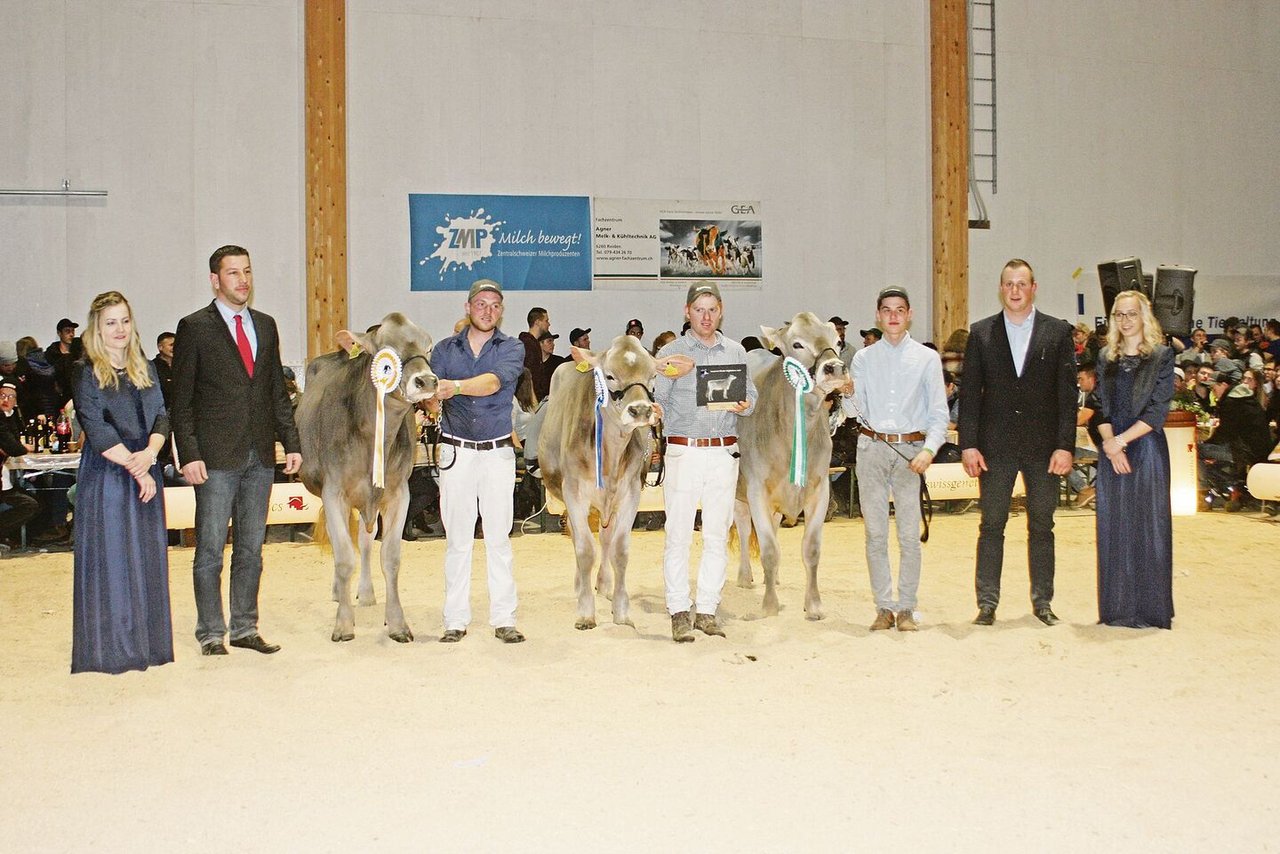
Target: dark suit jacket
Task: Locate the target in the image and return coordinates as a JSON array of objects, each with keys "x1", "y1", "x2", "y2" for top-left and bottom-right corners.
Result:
[
  {"x1": 170, "y1": 301, "x2": 300, "y2": 470},
  {"x1": 957, "y1": 309, "x2": 1078, "y2": 462}
]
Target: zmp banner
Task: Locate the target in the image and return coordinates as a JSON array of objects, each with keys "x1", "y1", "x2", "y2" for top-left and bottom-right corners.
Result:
[{"x1": 409, "y1": 194, "x2": 592, "y2": 292}]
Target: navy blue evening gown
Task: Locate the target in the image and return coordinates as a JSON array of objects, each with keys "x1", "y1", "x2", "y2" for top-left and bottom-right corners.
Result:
[
  {"x1": 71, "y1": 362, "x2": 173, "y2": 674},
  {"x1": 1095, "y1": 355, "x2": 1174, "y2": 629}
]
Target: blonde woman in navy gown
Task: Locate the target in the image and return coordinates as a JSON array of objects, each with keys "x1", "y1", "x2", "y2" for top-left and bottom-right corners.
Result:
[
  {"x1": 1093, "y1": 291, "x2": 1175, "y2": 629},
  {"x1": 71, "y1": 291, "x2": 173, "y2": 673}
]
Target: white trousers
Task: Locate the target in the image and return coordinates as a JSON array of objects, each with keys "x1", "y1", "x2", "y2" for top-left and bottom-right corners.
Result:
[
  {"x1": 438, "y1": 444, "x2": 517, "y2": 630},
  {"x1": 661, "y1": 445, "x2": 740, "y2": 616}
]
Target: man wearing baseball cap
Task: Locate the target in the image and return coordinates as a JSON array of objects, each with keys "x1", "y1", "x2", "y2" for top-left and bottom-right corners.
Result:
[
  {"x1": 625, "y1": 318, "x2": 644, "y2": 343},
  {"x1": 653, "y1": 281, "x2": 757, "y2": 641},
  {"x1": 828, "y1": 316, "x2": 854, "y2": 370},
  {"x1": 428, "y1": 279, "x2": 528, "y2": 644},
  {"x1": 846, "y1": 286, "x2": 949, "y2": 631},
  {"x1": 859, "y1": 327, "x2": 883, "y2": 348},
  {"x1": 45, "y1": 317, "x2": 83, "y2": 403},
  {"x1": 569, "y1": 328, "x2": 591, "y2": 349}
]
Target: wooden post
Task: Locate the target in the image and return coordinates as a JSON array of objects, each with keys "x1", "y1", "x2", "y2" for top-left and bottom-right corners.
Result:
[
  {"x1": 305, "y1": 0, "x2": 348, "y2": 359},
  {"x1": 930, "y1": 0, "x2": 969, "y2": 343}
]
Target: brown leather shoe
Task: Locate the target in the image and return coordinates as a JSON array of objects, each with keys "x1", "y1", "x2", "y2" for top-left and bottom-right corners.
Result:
[
  {"x1": 896, "y1": 610, "x2": 918, "y2": 631},
  {"x1": 870, "y1": 609, "x2": 896, "y2": 631},
  {"x1": 693, "y1": 612, "x2": 726, "y2": 637},
  {"x1": 671, "y1": 611, "x2": 695, "y2": 643},
  {"x1": 494, "y1": 626, "x2": 526, "y2": 644}
]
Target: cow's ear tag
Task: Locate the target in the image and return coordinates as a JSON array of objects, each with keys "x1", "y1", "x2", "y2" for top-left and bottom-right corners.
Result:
[{"x1": 576, "y1": 361, "x2": 592, "y2": 373}]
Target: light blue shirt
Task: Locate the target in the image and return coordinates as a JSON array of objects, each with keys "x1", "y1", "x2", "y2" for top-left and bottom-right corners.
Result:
[
  {"x1": 846, "y1": 332, "x2": 949, "y2": 454},
  {"x1": 1003, "y1": 307, "x2": 1035, "y2": 377},
  {"x1": 654, "y1": 331, "x2": 757, "y2": 439},
  {"x1": 213, "y1": 299, "x2": 257, "y2": 360}
]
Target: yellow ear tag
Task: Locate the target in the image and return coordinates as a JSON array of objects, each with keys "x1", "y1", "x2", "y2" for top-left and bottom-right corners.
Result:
[
  {"x1": 663, "y1": 364, "x2": 678, "y2": 376},
  {"x1": 575, "y1": 361, "x2": 592, "y2": 373}
]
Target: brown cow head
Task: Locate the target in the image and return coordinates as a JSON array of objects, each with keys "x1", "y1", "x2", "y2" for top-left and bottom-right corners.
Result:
[
  {"x1": 573, "y1": 335, "x2": 660, "y2": 430},
  {"x1": 345, "y1": 313, "x2": 438, "y2": 402},
  {"x1": 760, "y1": 312, "x2": 847, "y2": 394}
]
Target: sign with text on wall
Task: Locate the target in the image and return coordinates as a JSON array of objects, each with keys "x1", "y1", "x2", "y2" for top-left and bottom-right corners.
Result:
[
  {"x1": 409, "y1": 194, "x2": 592, "y2": 292},
  {"x1": 593, "y1": 198, "x2": 763, "y2": 292}
]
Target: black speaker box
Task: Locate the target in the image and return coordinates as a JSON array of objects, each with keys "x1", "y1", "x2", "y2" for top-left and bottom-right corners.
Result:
[
  {"x1": 1153, "y1": 265, "x2": 1197, "y2": 337},
  {"x1": 1097, "y1": 257, "x2": 1145, "y2": 317}
]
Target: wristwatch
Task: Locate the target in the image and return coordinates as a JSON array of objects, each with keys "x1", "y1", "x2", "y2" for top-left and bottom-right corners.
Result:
[{"x1": 453, "y1": 380, "x2": 462, "y2": 395}]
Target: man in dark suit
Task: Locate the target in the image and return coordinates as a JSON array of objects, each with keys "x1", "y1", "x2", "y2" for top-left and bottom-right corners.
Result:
[
  {"x1": 958, "y1": 259, "x2": 1077, "y2": 626},
  {"x1": 171, "y1": 245, "x2": 302, "y2": 656}
]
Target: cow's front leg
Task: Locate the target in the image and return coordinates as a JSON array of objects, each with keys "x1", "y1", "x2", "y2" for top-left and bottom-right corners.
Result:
[
  {"x1": 800, "y1": 478, "x2": 830, "y2": 620},
  {"x1": 378, "y1": 486, "x2": 414, "y2": 643},
  {"x1": 324, "y1": 492, "x2": 358, "y2": 642},
  {"x1": 733, "y1": 498, "x2": 754, "y2": 587},
  {"x1": 564, "y1": 492, "x2": 598, "y2": 630},
  {"x1": 356, "y1": 512, "x2": 377, "y2": 606},
  {"x1": 606, "y1": 492, "x2": 642, "y2": 627}
]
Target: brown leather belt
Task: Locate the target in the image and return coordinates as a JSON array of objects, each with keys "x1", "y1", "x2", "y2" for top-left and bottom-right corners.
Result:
[
  {"x1": 667, "y1": 436, "x2": 737, "y2": 448},
  {"x1": 440, "y1": 435, "x2": 514, "y2": 451},
  {"x1": 858, "y1": 427, "x2": 926, "y2": 443}
]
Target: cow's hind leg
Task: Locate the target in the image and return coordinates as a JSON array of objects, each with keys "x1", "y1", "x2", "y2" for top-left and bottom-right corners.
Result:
[
  {"x1": 324, "y1": 491, "x2": 358, "y2": 642},
  {"x1": 356, "y1": 512, "x2": 376, "y2": 606},
  {"x1": 733, "y1": 498, "x2": 754, "y2": 587},
  {"x1": 800, "y1": 480, "x2": 831, "y2": 620},
  {"x1": 376, "y1": 486, "x2": 413, "y2": 643},
  {"x1": 564, "y1": 493, "x2": 598, "y2": 630}
]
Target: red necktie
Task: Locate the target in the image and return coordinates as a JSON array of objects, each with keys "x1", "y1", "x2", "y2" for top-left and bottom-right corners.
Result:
[{"x1": 234, "y1": 314, "x2": 255, "y2": 378}]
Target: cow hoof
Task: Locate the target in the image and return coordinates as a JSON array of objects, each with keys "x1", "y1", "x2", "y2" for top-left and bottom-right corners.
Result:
[
  {"x1": 332, "y1": 631, "x2": 355, "y2": 642},
  {"x1": 613, "y1": 617, "x2": 635, "y2": 628},
  {"x1": 736, "y1": 576, "x2": 755, "y2": 589},
  {"x1": 804, "y1": 610, "x2": 824, "y2": 622},
  {"x1": 357, "y1": 594, "x2": 377, "y2": 607},
  {"x1": 575, "y1": 617, "x2": 597, "y2": 630},
  {"x1": 389, "y1": 629, "x2": 414, "y2": 643}
]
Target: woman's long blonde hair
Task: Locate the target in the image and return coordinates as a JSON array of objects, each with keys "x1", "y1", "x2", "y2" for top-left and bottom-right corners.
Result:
[
  {"x1": 1105, "y1": 290, "x2": 1164, "y2": 358},
  {"x1": 81, "y1": 291, "x2": 154, "y2": 391}
]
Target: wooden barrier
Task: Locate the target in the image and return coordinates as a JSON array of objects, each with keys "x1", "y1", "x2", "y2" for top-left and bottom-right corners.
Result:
[{"x1": 163, "y1": 482, "x2": 323, "y2": 530}]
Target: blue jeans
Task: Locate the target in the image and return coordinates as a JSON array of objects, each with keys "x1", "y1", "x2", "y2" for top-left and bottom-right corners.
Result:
[{"x1": 192, "y1": 450, "x2": 275, "y2": 644}]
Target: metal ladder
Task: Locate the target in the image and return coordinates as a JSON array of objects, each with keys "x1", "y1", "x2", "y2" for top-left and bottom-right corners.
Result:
[{"x1": 969, "y1": 0, "x2": 996, "y2": 228}]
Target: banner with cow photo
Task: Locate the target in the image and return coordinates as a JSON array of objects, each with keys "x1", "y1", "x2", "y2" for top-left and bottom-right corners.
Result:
[
  {"x1": 409, "y1": 193, "x2": 592, "y2": 292},
  {"x1": 593, "y1": 198, "x2": 763, "y2": 291}
]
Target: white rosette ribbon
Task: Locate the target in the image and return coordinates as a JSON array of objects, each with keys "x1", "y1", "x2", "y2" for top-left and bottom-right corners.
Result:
[{"x1": 370, "y1": 348, "x2": 403, "y2": 487}]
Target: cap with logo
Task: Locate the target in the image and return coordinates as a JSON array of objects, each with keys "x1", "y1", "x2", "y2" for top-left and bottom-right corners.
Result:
[
  {"x1": 626, "y1": 318, "x2": 644, "y2": 332},
  {"x1": 467, "y1": 279, "x2": 503, "y2": 301},
  {"x1": 685, "y1": 281, "x2": 722, "y2": 305},
  {"x1": 859, "y1": 328, "x2": 884, "y2": 340}
]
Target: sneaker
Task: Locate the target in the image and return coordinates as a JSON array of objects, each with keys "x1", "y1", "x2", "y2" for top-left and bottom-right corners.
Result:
[
  {"x1": 870, "y1": 609, "x2": 896, "y2": 631},
  {"x1": 896, "y1": 610, "x2": 918, "y2": 631},
  {"x1": 671, "y1": 611, "x2": 695, "y2": 643},
  {"x1": 693, "y1": 612, "x2": 726, "y2": 637},
  {"x1": 494, "y1": 626, "x2": 525, "y2": 644}
]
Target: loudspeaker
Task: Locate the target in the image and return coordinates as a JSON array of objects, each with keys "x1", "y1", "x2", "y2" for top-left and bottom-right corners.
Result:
[
  {"x1": 1153, "y1": 265, "x2": 1197, "y2": 337},
  {"x1": 1142, "y1": 272, "x2": 1154, "y2": 298},
  {"x1": 1098, "y1": 257, "x2": 1144, "y2": 317}
]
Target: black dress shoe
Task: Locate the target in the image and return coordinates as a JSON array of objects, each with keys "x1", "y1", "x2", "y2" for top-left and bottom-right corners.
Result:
[
  {"x1": 229, "y1": 634, "x2": 281, "y2": 654},
  {"x1": 201, "y1": 642, "x2": 229, "y2": 656},
  {"x1": 972, "y1": 606, "x2": 996, "y2": 626},
  {"x1": 439, "y1": 629, "x2": 467, "y2": 643},
  {"x1": 1034, "y1": 607, "x2": 1060, "y2": 626}
]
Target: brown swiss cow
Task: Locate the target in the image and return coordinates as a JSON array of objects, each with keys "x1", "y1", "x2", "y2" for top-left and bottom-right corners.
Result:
[
  {"x1": 734, "y1": 312, "x2": 848, "y2": 618},
  {"x1": 296, "y1": 314, "x2": 437, "y2": 642},
  {"x1": 538, "y1": 335, "x2": 661, "y2": 629}
]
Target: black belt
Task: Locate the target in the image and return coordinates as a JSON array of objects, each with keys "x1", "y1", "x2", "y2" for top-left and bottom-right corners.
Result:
[
  {"x1": 858, "y1": 428, "x2": 926, "y2": 443},
  {"x1": 667, "y1": 436, "x2": 737, "y2": 447},
  {"x1": 440, "y1": 435, "x2": 514, "y2": 452}
]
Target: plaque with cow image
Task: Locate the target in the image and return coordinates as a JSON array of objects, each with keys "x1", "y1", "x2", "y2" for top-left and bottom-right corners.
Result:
[{"x1": 696, "y1": 364, "x2": 747, "y2": 410}]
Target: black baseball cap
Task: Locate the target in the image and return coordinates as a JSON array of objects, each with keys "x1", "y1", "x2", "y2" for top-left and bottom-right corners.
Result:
[
  {"x1": 859, "y1": 327, "x2": 884, "y2": 340},
  {"x1": 569, "y1": 327, "x2": 591, "y2": 343},
  {"x1": 536, "y1": 330, "x2": 559, "y2": 342},
  {"x1": 57, "y1": 318, "x2": 79, "y2": 331},
  {"x1": 828, "y1": 316, "x2": 849, "y2": 327}
]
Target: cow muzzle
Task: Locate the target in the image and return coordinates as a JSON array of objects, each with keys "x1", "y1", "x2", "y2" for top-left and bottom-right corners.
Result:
[
  {"x1": 816, "y1": 357, "x2": 847, "y2": 392},
  {"x1": 405, "y1": 369, "x2": 438, "y2": 401},
  {"x1": 622, "y1": 400, "x2": 658, "y2": 428}
]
